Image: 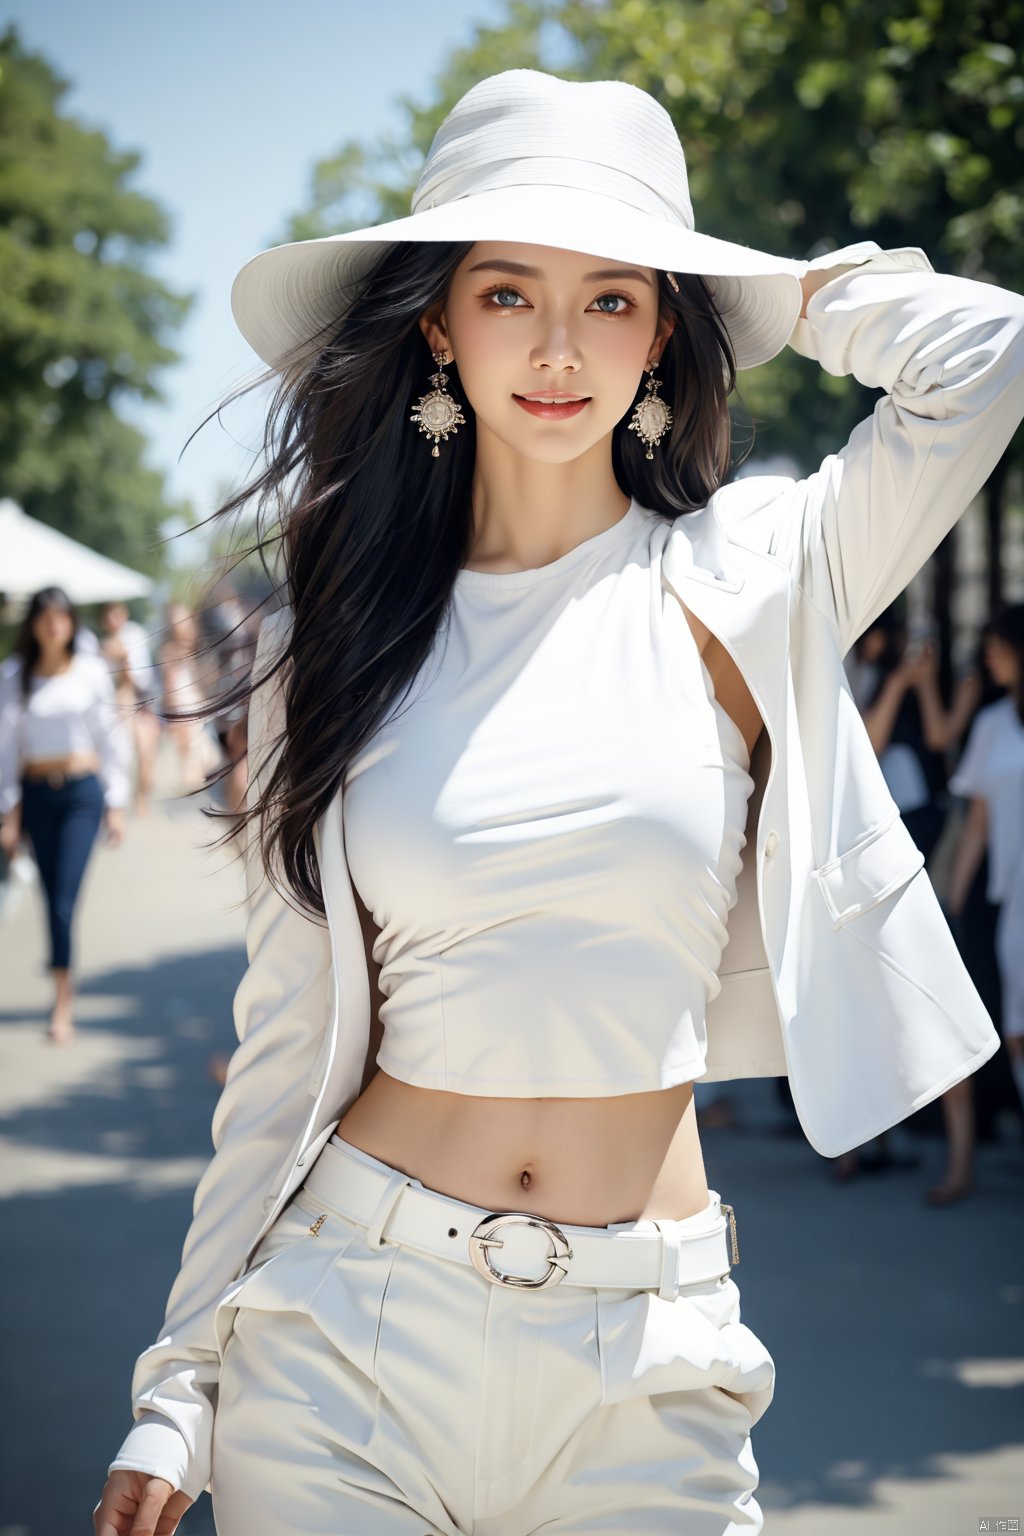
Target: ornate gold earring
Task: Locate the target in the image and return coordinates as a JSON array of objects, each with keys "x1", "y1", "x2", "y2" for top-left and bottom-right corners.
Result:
[
  {"x1": 409, "y1": 349, "x2": 466, "y2": 458},
  {"x1": 628, "y1": 360, "x2": 673, "y2": 459}
]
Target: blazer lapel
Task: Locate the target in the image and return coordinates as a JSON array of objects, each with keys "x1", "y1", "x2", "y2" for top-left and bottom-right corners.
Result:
[
  {"x1": 660, "y1": 504, "x2": 791, "y2": 735},
  {"x1": 306, "y1": 787, "x2": 369, "y2": 1132}
]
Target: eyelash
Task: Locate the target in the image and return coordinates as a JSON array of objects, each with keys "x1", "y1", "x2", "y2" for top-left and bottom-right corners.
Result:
[{"x1": 479, "y1": 284, "x2": 636, "y2": 315}]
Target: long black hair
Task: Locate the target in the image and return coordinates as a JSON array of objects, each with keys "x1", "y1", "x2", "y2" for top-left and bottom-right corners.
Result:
[
  {"x1": 179, "y1": 239, "x2": 752, "y2": 919},
  {"x1": 984, "y1": 602, "x2": 1024, "y2": 724},
  {"x1": 12, "y1": 587, "x2": 80, "y2": 700}
]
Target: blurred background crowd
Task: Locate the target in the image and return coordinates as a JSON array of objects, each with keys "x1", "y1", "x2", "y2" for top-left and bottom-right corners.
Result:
[{"x1": 0, "y1": 581, "x2": 269, "y2": 1060}]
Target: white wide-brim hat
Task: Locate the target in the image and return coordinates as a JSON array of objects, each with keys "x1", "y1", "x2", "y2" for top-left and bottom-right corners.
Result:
[{"x1": 231, "y1": 69, "x2": 810, "y2": 374}]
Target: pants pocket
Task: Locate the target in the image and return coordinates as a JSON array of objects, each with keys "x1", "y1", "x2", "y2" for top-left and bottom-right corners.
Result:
[
  {"x1": 596, "y1": 1275, "x2": 776, "y2": 1429},
  {"x1": 302, "y1": 1218, "x2": 401, "y2": 1389},
  {"x1": 213, "y1": 1191, "x2": 359, "y2": 1361}
]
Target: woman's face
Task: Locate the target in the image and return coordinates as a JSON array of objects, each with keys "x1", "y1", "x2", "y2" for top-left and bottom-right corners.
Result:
[
  {"x1": 420, "y1": 241, "x2": 675, "y2": 465},
  {"x1": 983, "y1": 635, "x2": 1021, "y2": 688},
  {"x1": 859, "y1": 627, "x2": 888, "y2": 663},
  {"x1": 32, "y1": 605, "x2": 73, "y2": 651}
]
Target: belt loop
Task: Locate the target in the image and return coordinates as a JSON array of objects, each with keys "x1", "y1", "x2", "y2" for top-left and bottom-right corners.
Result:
[
  {"x1": 364, "y1": 1169, "x2": 411, "y2": 1250},
  {"x1": 651, "y1": 1218, "x2": 681, "y2": 1301}
]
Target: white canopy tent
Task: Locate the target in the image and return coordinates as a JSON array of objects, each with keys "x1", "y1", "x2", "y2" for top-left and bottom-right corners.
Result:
[{"x1": 0, "y1": 498, "x2": 154, "y2": 606}]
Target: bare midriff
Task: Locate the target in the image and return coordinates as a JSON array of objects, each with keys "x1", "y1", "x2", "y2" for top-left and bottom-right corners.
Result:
[
  {"x1": 335, "y1": 1071, "x2": 714, "y2": 1226},
  {"x1": 22, "y1": 750, "x2": 102, "y2": 777},
  {"x1": 335, "y1": 614, "x2": 765, "y2": 1229}
]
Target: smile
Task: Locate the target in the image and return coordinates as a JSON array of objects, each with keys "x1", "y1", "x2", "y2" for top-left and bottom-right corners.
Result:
[{"x1": 513, "y1": 396, "x2": 591, "y2": 419}]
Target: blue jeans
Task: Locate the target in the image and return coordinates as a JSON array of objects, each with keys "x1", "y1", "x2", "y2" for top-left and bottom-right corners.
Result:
[{"x1": 19, "y1": 771, "x2": 105, "y2": 968}]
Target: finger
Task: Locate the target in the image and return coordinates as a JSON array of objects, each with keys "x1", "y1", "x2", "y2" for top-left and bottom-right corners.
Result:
[
  {"x1": 128, "y1": 1484, "x2": 171, "y2": 1536},
  {"x1": 93, "y1": 1493, "x2": 126, "y2": 1536}
]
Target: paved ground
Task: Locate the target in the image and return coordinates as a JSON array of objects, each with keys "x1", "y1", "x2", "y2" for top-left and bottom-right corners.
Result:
[{"x1": 1, "y1": 739, "x2": 1022, "y2": 1535}]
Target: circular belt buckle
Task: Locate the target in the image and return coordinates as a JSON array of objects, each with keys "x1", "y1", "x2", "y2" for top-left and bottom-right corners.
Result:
[{"x1": 468, "y1": 1211, "x2": 574, "y2": 1289}]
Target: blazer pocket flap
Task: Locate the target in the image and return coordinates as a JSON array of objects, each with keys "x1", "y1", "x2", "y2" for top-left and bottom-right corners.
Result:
[{"x1": 812, "y1": 815, "x2": 925, "y2": 928}]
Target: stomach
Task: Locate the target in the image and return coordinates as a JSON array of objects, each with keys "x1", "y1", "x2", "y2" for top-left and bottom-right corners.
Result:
[
  {"x1": 23, "y1": 750, "x2": 101, "y2": 775},
  {"x1": 333, "y1": 1068, "x2": 711, "y2": 1228}
]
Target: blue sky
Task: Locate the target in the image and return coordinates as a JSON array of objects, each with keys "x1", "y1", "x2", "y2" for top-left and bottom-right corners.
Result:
[{"x1": 10, "y1": 0, "x2": 506, "y2": 543}]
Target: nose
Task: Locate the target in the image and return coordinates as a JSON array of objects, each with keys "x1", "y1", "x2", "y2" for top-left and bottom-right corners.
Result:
[{"x1": 529, "y1": 318, "x2": 583, "y2": 377}]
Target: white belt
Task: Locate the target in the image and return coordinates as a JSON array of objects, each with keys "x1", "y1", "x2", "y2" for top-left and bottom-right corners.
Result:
[{"x1": 295, "y1": 1136, "x2": 739, "y2": 1298}]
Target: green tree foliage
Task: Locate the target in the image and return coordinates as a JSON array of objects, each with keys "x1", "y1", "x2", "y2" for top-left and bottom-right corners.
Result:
[{"x1": 0, "y1": 24, "x2": 195, "y2": 575}]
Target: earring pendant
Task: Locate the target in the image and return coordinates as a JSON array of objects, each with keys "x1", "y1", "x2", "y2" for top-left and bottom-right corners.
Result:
[
  {"x1": 628, "y1": 366, "x2": 673, "y2": 459},
  {"x1": 410, "y1": 350, "x2": 466, "y2": 457}
]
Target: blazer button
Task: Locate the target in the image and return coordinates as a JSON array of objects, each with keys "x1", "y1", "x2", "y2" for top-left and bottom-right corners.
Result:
[{"x1": 764, "y1": 830, "x2": 779, "y2": 858}]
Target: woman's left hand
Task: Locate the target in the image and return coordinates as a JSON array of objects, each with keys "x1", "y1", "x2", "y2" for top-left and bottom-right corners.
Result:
[
  {"x1": 798, "y1": 263, "x2": 868, "y2": 319},
  {"x1": 104, "y1": 807, "x2": 126, "y2": 849}
]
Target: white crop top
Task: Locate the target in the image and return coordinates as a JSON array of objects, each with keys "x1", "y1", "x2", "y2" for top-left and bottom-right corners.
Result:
[
  {"x1": 0, "y1": 651, "x2": 133, "y2": 814},
  {"x1": 342, "y1": 497, "x2": 756, "y2": 1096}
]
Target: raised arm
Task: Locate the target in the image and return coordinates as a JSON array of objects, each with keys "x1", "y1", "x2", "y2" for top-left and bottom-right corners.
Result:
[
  {"x1": 104, "y1": 606, "x2": 335, "y2": 1500},
  {"x1": 770, "y1": 244, "x2": 1024, "y2": 655}
]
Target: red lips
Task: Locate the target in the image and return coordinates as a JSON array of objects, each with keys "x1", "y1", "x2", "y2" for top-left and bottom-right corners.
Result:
[{"x1": 513, "y1": 395, "x2": 591, "y2": 419}]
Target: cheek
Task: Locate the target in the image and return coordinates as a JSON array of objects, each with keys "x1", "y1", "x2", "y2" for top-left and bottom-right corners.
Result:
[{"x1": 447, "y1": 315, "x2": 517, "y2": 402}]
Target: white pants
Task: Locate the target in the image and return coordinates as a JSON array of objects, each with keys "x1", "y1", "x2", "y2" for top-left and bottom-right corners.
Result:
[{"x1": 210, "y1": 1136, "x2": 776, "y2": 1534}]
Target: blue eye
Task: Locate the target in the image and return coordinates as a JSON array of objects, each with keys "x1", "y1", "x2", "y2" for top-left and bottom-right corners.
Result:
[{"x1": 480, "y1": 284, "x2": 634, "y2": 314}]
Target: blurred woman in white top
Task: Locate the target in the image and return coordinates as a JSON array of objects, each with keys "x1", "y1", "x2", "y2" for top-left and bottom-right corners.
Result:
[
  {"x1": 100, "y1": 601, "x2": 162, "y2": 816},
  {"x1": 0, "y1": 587, "x2": 132, "y2": 1044},
  {"x1": 157, "y1": 602, "x2": 219, "y2": 794}
]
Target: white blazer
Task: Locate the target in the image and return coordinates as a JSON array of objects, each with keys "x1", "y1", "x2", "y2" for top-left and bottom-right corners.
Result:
[{"x1": 108, "y1": 243, "x2": 1024, "y2": 1500}]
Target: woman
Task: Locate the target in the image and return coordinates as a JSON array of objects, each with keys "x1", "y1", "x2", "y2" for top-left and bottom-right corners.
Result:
[
  {"x1": 936, "y1": 604, "x2": 1024, "y2": 1203},
  {"x1": 205, "y1": 589, "x2": 260, "y2": 822},
  {"x1": 97, "y1": 70, "x2": 1021, "y2": 1536},
  {"x1": 100, "y1": 601, "x2": 162, "y2": 817},
  {"x1": 0, "y1": 587, "x2": 132, "y2": 1044},
  {"x1": 157, "y1": 602, "x2": 220, "y2": 795}
]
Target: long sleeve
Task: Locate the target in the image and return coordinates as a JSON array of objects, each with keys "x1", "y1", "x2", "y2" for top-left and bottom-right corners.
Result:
[
  {"x1": 106, "y1": 606, "x2": 336, "y2": 1499},
  {"x1": 0, "y1": 659, "x2": 24, "y2": 816},
  {"x1": 758, "y1": 243, "x2": 1024, "y2": 656},
  {"x1": 84, "y1": 657, "x2": 134, "y2": 810}
]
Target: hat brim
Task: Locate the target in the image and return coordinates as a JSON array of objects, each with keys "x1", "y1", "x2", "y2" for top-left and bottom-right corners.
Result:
[{"x1": 230, "y1": 183, "x2": 807, "y2": 374}]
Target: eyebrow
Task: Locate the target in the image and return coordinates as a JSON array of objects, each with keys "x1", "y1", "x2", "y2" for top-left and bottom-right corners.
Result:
[{"x1": 466, "y1": 258, "x2": 653, "y2": 288}]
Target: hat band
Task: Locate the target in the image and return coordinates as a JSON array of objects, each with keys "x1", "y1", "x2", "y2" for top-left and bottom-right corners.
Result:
[{"x1": 411, "y1": 156, "x2": 694, "y2": 230}]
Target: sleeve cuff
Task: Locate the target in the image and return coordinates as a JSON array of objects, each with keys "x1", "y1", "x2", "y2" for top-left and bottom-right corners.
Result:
[{"x1": 107, "y1": 1412, "x2": 209, "y2": 1502}]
